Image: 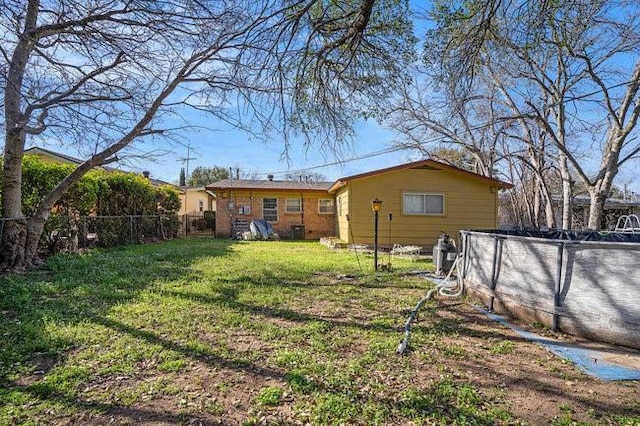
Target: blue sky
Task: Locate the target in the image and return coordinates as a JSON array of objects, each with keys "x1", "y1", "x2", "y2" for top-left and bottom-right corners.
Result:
[
  {"x1": 25, "y1": 1, "x2": 431, "y2": 186},
  {"x1": 128, "y1": 118, "x2": 417, "y2": 185},
  {"x1": 23, "y1": 1, "x2": 640, "y2": 192},
  {"x1": 129, "y1": 1, "x2": 432, "y2": 185},
  {"x1": 91, "y1": 1, "x2": 432, "y2": 185}
]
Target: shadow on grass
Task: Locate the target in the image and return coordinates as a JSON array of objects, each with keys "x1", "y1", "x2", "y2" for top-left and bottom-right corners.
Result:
[
  {"x1": 3, "y1": 377, "x2": 235, "y2": 426},
  {"x1": 91, "y1": 315, "x2": 284, "y2": 379},
  {"x1": 448, "y1": 354, "x2": 640, "y2": 419},
  {"x1": 205, "y1": 267, "x2": 432, "y2": 291},
  {"x1": 160, "y1": 286, "x2": 399, "y2": 333},
  {"x1": 0, "y1": 238, "x2": 237, "y2": 384},
  {"x1": 5, "y1": 239, "x2": 633, "y2": 424}
]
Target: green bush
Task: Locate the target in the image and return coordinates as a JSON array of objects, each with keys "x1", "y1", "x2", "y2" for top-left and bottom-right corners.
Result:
[
  {"x1": 0, "y1": 155, "x2": 98, "y2": 217},
  {"x1": 160, "y1": 215, "x2": 179, "y2": 238},
  {"x1": 0, "y1": 155, "x2": 182, "y2": 252},
  {"x1": 91, "y1": 171, "x2": 180, "y2": 247},
  {"x1": 192, "y1": 218, "x2": 208, "y2": 231},
  {"x1": 203, "y1": 210, "x2": 216, "y2": 229}
]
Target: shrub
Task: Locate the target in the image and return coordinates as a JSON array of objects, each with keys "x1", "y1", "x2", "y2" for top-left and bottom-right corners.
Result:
[
  {"x1": 192, "y1": 218, "x2": 207, "y2": 231},
  {"x1": 203, "y1": 210, "x2": 216, "y2": 229},
  {"x1": 0, "y1": 155, "x2": 182, "y2": 253}
]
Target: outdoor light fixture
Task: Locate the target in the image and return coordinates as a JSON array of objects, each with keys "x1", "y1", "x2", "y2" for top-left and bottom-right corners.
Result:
[
  {"x1": 371, "y1": 198, "x2": 382, "y2": 271},
  {"x1": 371, "y1": 198, "x2": 382, "y2": 213}
]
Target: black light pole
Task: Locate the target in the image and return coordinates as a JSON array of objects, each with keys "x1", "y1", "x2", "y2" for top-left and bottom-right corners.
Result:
[{"x1": 371, "y1": 198, "x2": 382, "y2": 271}]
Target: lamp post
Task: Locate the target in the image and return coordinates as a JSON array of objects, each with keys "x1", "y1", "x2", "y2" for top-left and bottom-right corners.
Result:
[{"x1": 371, "y1": 198, "x2": 382, "y2": 271}]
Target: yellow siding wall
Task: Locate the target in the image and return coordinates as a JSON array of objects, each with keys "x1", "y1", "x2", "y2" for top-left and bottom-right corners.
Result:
[
  {"x1": 339, "y1": 168, "x2": 498, "y2": 248},
  {"x1": 335, "y1": 187, "x2": 351, "y2": 242},
  {"x1": 180, "y1": 188, "x2": 216, "y2": 215}
]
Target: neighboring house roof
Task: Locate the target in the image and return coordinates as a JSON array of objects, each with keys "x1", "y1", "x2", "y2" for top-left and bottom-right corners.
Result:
[
  {"x1": 146, "y1": 177, "x2": 176, "y2": 188},
  {"x1": 183, "y1": 187, "x2": 217, "y2": 198},
  {"x1": 24, "y1": 146, "x2": 85, "y2": 165},
  {"x1": 24, "y1": 146, "x2": 176, "y2": 188},
  {"x1": 207, "y1": 179, "x2": 333, "y2": 192},
  {"x1": 571, "y1": 195, "x2": 640, "y2": 208},
  {"x1": 328, "y1": 159, "x2": 513, "y2": 193}
]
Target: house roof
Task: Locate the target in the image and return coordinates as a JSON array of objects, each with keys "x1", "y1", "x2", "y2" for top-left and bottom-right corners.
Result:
[
  {"x1": 207, "y1": 179, "x2": 333, "y2": 193},
  {"x1": 25, "y1": 146, "x2": 85, "y2": 165},
  {"x1": 571, "y1": 195, "x2": 640, "y2": 207},
  {"x1": 328, "y1": 159, "x2": 513, "y2": 193},
  {"x1": 24, "y1": 146, "x2": 176, "y2": 188},
  {"x1": 183, "y1": 187, "x2": 217, "y2": 198}
]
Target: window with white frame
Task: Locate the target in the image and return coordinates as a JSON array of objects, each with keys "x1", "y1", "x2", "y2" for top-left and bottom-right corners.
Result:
[
  {"x1": 285, "y1": 198, "x2": 302, "y2": 213},
  {"x1": 403, "y1": 193, "x2": 444, "y2": 215},
  {"x1": 318, "y1": 198, "x2": 334, "y2": 214},
  {"x1": 198, "y1": 200, "x2": 204, "y2": 212},
  {"x1": 263, "y1": 198, "x2": 278, "y2": 222}
]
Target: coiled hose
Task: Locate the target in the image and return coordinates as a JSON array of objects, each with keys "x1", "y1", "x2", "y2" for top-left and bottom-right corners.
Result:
[{"x1": 396, "y1": 253, "x2": 464, "y2": 355}]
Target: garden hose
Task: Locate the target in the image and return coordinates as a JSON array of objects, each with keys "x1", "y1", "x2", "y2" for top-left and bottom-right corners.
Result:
[{"x1": 396, "y1": 253, "x2": 464, "y2": 355}]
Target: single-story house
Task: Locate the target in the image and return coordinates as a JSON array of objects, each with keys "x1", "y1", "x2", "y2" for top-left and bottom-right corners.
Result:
[
  {"x1": 329, "y1": 159, "x2": 512, "y2": 247},
  {"x1": 571, "y1": 195, "x2": 640, "y2": 231},
  {"x1": 24, "y1": 146, "x2": 92, "y2": 167},
  {"x1": 207, "y1": 159, "x2": 512, "y2": 246},
  {"x1": 179, "y1": 187, "x2": 217, "y2": 215},
  {"x1": 207, "y1": 178, "x2": 335, "y2": 239}
]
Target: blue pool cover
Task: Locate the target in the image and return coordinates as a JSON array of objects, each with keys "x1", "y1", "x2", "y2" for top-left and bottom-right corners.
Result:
[{"x1": 474, "y1": 306, "x2": 640, "y2": 381}]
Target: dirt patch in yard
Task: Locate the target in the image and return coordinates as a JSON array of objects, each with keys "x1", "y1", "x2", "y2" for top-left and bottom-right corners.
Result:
[
  {"x1": 4, "y1": 267, "x2": 638, "y2": 426},
  {"x1": 414, "y1": 301, "x2": 639, "y2": 424},
  {"x1": 60, "y1": 298, "x2": 638, "y2": 425}
]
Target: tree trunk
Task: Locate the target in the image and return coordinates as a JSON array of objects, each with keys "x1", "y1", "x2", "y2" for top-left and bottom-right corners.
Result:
[
  {"x1": 587, "y1": 172, "x2": 615, "y2": 230},
  {"x1": 0, "y1": 219, "x2": 27, "y2": 271},
  {"x1": 544, "y1": 194, "x2": 556, "y2": 229},
  {"x1": 532, "y1": 183, "x2": 541, "y2": 229},
  {"x1": 1, "y1": 1, "x2": 38, "y2": 270},
  {"x1": 587, "y1": 191, "x2": 607, "y2": 230},
  {"x1": 537, "y1": 173, "x2": 556, "y2": 229},
  {"x1": 558, "y1": 154, "x2": 573, "y2": 229},
  {"x1": 1, "y1": 136, "x2": 28, "y2": 270},
  {"x1": 0, "y1": 216, "x2": 47, "y2": 271},
  {"x1": 25, "y1": 216, "x2": 47, "y2": 266}
]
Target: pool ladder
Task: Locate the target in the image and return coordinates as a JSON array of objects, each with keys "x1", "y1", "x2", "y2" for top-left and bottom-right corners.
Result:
[{"x1": 614, "y1": 214, "x2": 640, "y2": 233}]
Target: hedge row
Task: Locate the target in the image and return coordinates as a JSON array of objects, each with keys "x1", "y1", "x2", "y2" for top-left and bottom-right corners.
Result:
[{"x1": 1, "y1": 155, "x2": 182, "y2": 251}]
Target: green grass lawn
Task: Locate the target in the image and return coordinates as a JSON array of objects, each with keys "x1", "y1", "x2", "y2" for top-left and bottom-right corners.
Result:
[{"x1": 0, "y1": 238, "x2": 638, "y2": 425}]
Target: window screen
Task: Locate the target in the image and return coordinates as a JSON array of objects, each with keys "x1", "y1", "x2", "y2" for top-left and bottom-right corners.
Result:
[
  {"x1": 263, "y1": 198, "x2": 278, "y2": 221},
  {"x1": 318, "y1": 198, "x2": 334, "y2": 214},
  {"x1": 403, "y1": 193, "x2": 444, "y2": 215},
  {"x1": 285, "y1": 198, "x2": 302, "y2": 213}
]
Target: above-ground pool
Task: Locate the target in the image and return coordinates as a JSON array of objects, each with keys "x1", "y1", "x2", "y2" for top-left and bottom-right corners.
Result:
[{"x1": 461, "y1": 229, "x2": 640, "y2": 350}]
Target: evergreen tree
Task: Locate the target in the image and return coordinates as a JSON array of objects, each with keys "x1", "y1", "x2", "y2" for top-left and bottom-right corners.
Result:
[{"x1": 179, "y1": 168, "x2": 186, "y2": 187}]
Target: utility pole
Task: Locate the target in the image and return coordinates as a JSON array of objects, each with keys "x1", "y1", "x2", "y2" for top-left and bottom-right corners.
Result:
[{"x1": 177, "y1": 144, "x2": 196, "y2": 233}]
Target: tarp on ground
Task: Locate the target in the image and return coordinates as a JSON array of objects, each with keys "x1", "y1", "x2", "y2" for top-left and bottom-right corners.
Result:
[{"x1": 250, "y1": 219, "x2": 274, "y2": 240}]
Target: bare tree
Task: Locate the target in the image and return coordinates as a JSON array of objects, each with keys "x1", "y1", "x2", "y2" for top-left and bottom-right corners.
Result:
[
  {"x1": 284, "y1": 171, "x2": 327, "y2": 182},
  {"x1": 1, "y1": 0, "x2": 415, "y2": 270},
  {"x1": 488, "y1": 65, "x2": 559, "y2": 229},
  {"x1": 415, "y1": 0, "x2": 640, "y2": 230},
  {"x1": 387, "y1": 70, "x2": 506, "y2": 178}
]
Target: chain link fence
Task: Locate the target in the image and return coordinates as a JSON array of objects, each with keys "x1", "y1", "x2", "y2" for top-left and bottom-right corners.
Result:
[{"x1": 1, "y1": 214, "x2": 182, "y2": 256}]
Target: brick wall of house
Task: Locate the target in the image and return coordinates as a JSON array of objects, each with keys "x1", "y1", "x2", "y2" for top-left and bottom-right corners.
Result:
[{"x1": 214, "y1": 191, "x2": 335, "y2": 239}]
